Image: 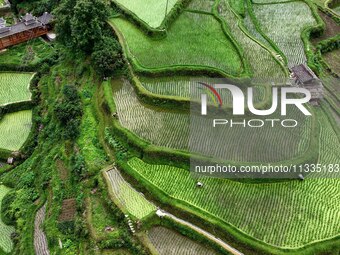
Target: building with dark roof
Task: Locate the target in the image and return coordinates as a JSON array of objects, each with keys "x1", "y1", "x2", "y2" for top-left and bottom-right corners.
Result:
[
  {"x1": 290, "y1": 64, "x2": 324, "y2": 104},
  {"x1": 0, "y1": 12, "x2": 53, "y2": 50}
]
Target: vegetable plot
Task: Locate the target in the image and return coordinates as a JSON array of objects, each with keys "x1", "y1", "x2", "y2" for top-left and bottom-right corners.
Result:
[
  {"x1": 0, "y1": 185, "x2": 15, "y2": 254},
  {"x1": 110, "y1": 12, "x2": 243, "y2": 77},
  {"x1": 113, "y1": 79, "x2": 313, "y2": 163},
  {"x1": 128, "y1": 157, "x2": 340, "y2": 247},
  {"x1": 148, "y1": 227, "x2": 217, "y2": 255},
  {"x1": 104, "y1": 167, "x2": 156, "y2": 219},
  {"x1": 0, "y1": 72, "x2": 33, "y2": 106},
  {"x1": 112, "y1": 0, "x2": 178, "y2": 28},
  {"x1": 0, "y1": 110, "x2": 32, "y2": 151},
  {"x1": 253, "y1": 1, "x2": 317, "y2": 68}
]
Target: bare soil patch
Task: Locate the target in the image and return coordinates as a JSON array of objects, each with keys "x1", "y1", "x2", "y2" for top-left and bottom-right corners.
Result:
[
  {"x1": 58, "y1": 198, "x2": 76, "y2": 222},
  {"x1": 311, "y1": 11, "x2": 340, "y2": 44}
]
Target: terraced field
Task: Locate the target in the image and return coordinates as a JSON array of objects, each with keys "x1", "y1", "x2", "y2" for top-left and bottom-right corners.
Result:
[
  {"x1": 0, "y1": 110, "x2": 32, "y2": 151},
  {"x1": 140, "y1": 76, "x2": 267, "y2": 103},
  {"x1": 113, "y1": 0, "x2": 178, "y2": 28},
  {"x1": 315, "y1": 108, "x2": 340, "y2": 177},
  {"x1": 110, "y1": 11, "x2": 244, "y2": 77},
  {"x1": 217, "y1": 0, "x2": 287, "y2": 80},
  {"x1": 104, "y1": 167, "x2": 156, "y2": 219},
  {"x1": 0, "y1": 185, "x2": 15, "y2": 254},
  {"x1": 148, "y1": 226, "x2": 216, "y2": 255},
  {"x1": 334, "y1": 6, "x2": 340, "y2": 14},
  {"x1": 34, "y1": 204, "x2": 50, "y2": 255},
  {"x1": 0, "y1": 72, "x2": 33, "y2": 106},
  {"x1": 323, "y1": 49, "x2": 340, "y2": 75},
  {"x1": 113, "y1": 79, "x2": 313, "y2": 163},
  {"x1": 128, "y1": 156, "x2": 340, "y2": 248},
  {"x1": 253, "y1": 1, "x2": 317, "y2": 68},
  {"x1": 187, "y1": 0, "x2": 215, "y2": 12}
]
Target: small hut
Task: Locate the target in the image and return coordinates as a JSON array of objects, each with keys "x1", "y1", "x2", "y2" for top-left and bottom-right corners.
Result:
[
  {"x1": 7, "y1": 157, "x2": 14, "y2": 165},
  {"x1": 0, "y1": 12, "x2": 53, "y2": 50},
  {"x1": 290, "y1": 64, "x2": 324, "y2": 105},
  {"x1": 21, "y1": 13, "x2": 37, "y2": 26}
]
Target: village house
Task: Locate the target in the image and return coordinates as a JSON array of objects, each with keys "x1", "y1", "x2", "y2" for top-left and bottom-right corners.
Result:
[
  {"x1": 0, "y1": 12, "x2": 53, "y2": 50},
  {"x1": 290, "y1": 64, "x2": 324, "y2": 105}
]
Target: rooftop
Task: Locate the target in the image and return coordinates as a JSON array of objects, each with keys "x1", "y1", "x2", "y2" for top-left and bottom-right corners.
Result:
[
  {"x1": 38, "y1": 12, "x2": 53, "y2": 25},
  {"x1": 22, "y1": 13, "x2": 35, "y2": 22},
  {"x1": 0, "y1": 18, "x2": 5, "y2": 26},
  {"x1": 291, "y1": 64, "x2": 318, "y2": 84},
  {"x1": 0, "y1": 12, "x2": 53, "y2": 39}
]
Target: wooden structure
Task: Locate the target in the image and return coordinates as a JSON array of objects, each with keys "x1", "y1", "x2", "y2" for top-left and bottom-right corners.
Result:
[
  {"x1": 0, "y1": 12, "x2": 53, "y2": 50},
  {"x1": 290, "y1": 64, "x2": 324, "y2": 105}
]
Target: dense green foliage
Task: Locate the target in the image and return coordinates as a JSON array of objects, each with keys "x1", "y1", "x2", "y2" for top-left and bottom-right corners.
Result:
[
  {"x1": 54, "y1": 85, "x2": 82, "y2": 140},
  {"x1": 55, "y1": 0, "x2": 109, "y2": 52},
  {"x1": 0, "y1": 39, "x2": 54, "y2": 67},
  {"x1": 91, "y1": 37, "x2": 124, "y2": 77}
]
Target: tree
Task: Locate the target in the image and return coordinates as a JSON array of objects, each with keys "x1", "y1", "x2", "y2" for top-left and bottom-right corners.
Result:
[
  {"x1": 54, "y1": 85, "x2": 82, "y2": 140},
  {"x1": 54, "y1": 0, "x2": 77, "y2": 46},
  {"x1": 91, "y1": 37, "x2": 124, "y2": 77},
  {"x1": 55, "y1": 0, "x2": 109, "y2": 53}
]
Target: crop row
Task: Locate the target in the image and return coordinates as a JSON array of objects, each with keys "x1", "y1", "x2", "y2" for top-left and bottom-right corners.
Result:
[
  {"x1": 128, "y1": 157, "x2": 340, "y2": 247},
  {"x1": 34, "y1": 204, "x2": 50, "y2": 255},
  {"x1": 253, "y1": 1, "x2": 317, "y2": 68},
  {"x1": 187, "y1": 0, "x2": 215, "y2": 12},
  {"x1": 113, "y1": 0, "x2": 178, "y2": 28},
  {"x1": 148, "y1": 226, "x2": 216, "y2": 255},
  {"x1": 110, "y1": 11, "x2": 243, "y2": 77},
  {"x1": 105, "y1": 167, "x2": 156, "y2": 219},
  {"x1": 218, "y1": 0, "x2": 287, "y2": 79},
  {"x1": 0, "y1": 110, "x2": 32, "y2": 151},
  {"x1": 0, "y1": 185, "x2": 15, "y2": 254},
  {"x1": 113, "y1": 79, "x2": 312, "y2": 163},
  {"x1": 140, "y1": 76, "x2": 266, "y2": 104},
  {"x1": 312, "y1": 108, "x2": 340, "y2": 178},
  {"x1": 0, "y1": 72, "x2": 33, "y2": 106}
]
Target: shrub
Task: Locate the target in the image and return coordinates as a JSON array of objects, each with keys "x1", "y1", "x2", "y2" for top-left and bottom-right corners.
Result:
[
  {"x1": 92, "y1": 37, "x2": 124, "y2": 77},
  {"x1": 54, "y1": 85, "x2": 82, "y2": 141}
]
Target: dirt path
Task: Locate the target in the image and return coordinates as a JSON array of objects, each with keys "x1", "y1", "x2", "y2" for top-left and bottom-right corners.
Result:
[{"x1": 156, "y1": 210, "x2": 244, "y2": 255}]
